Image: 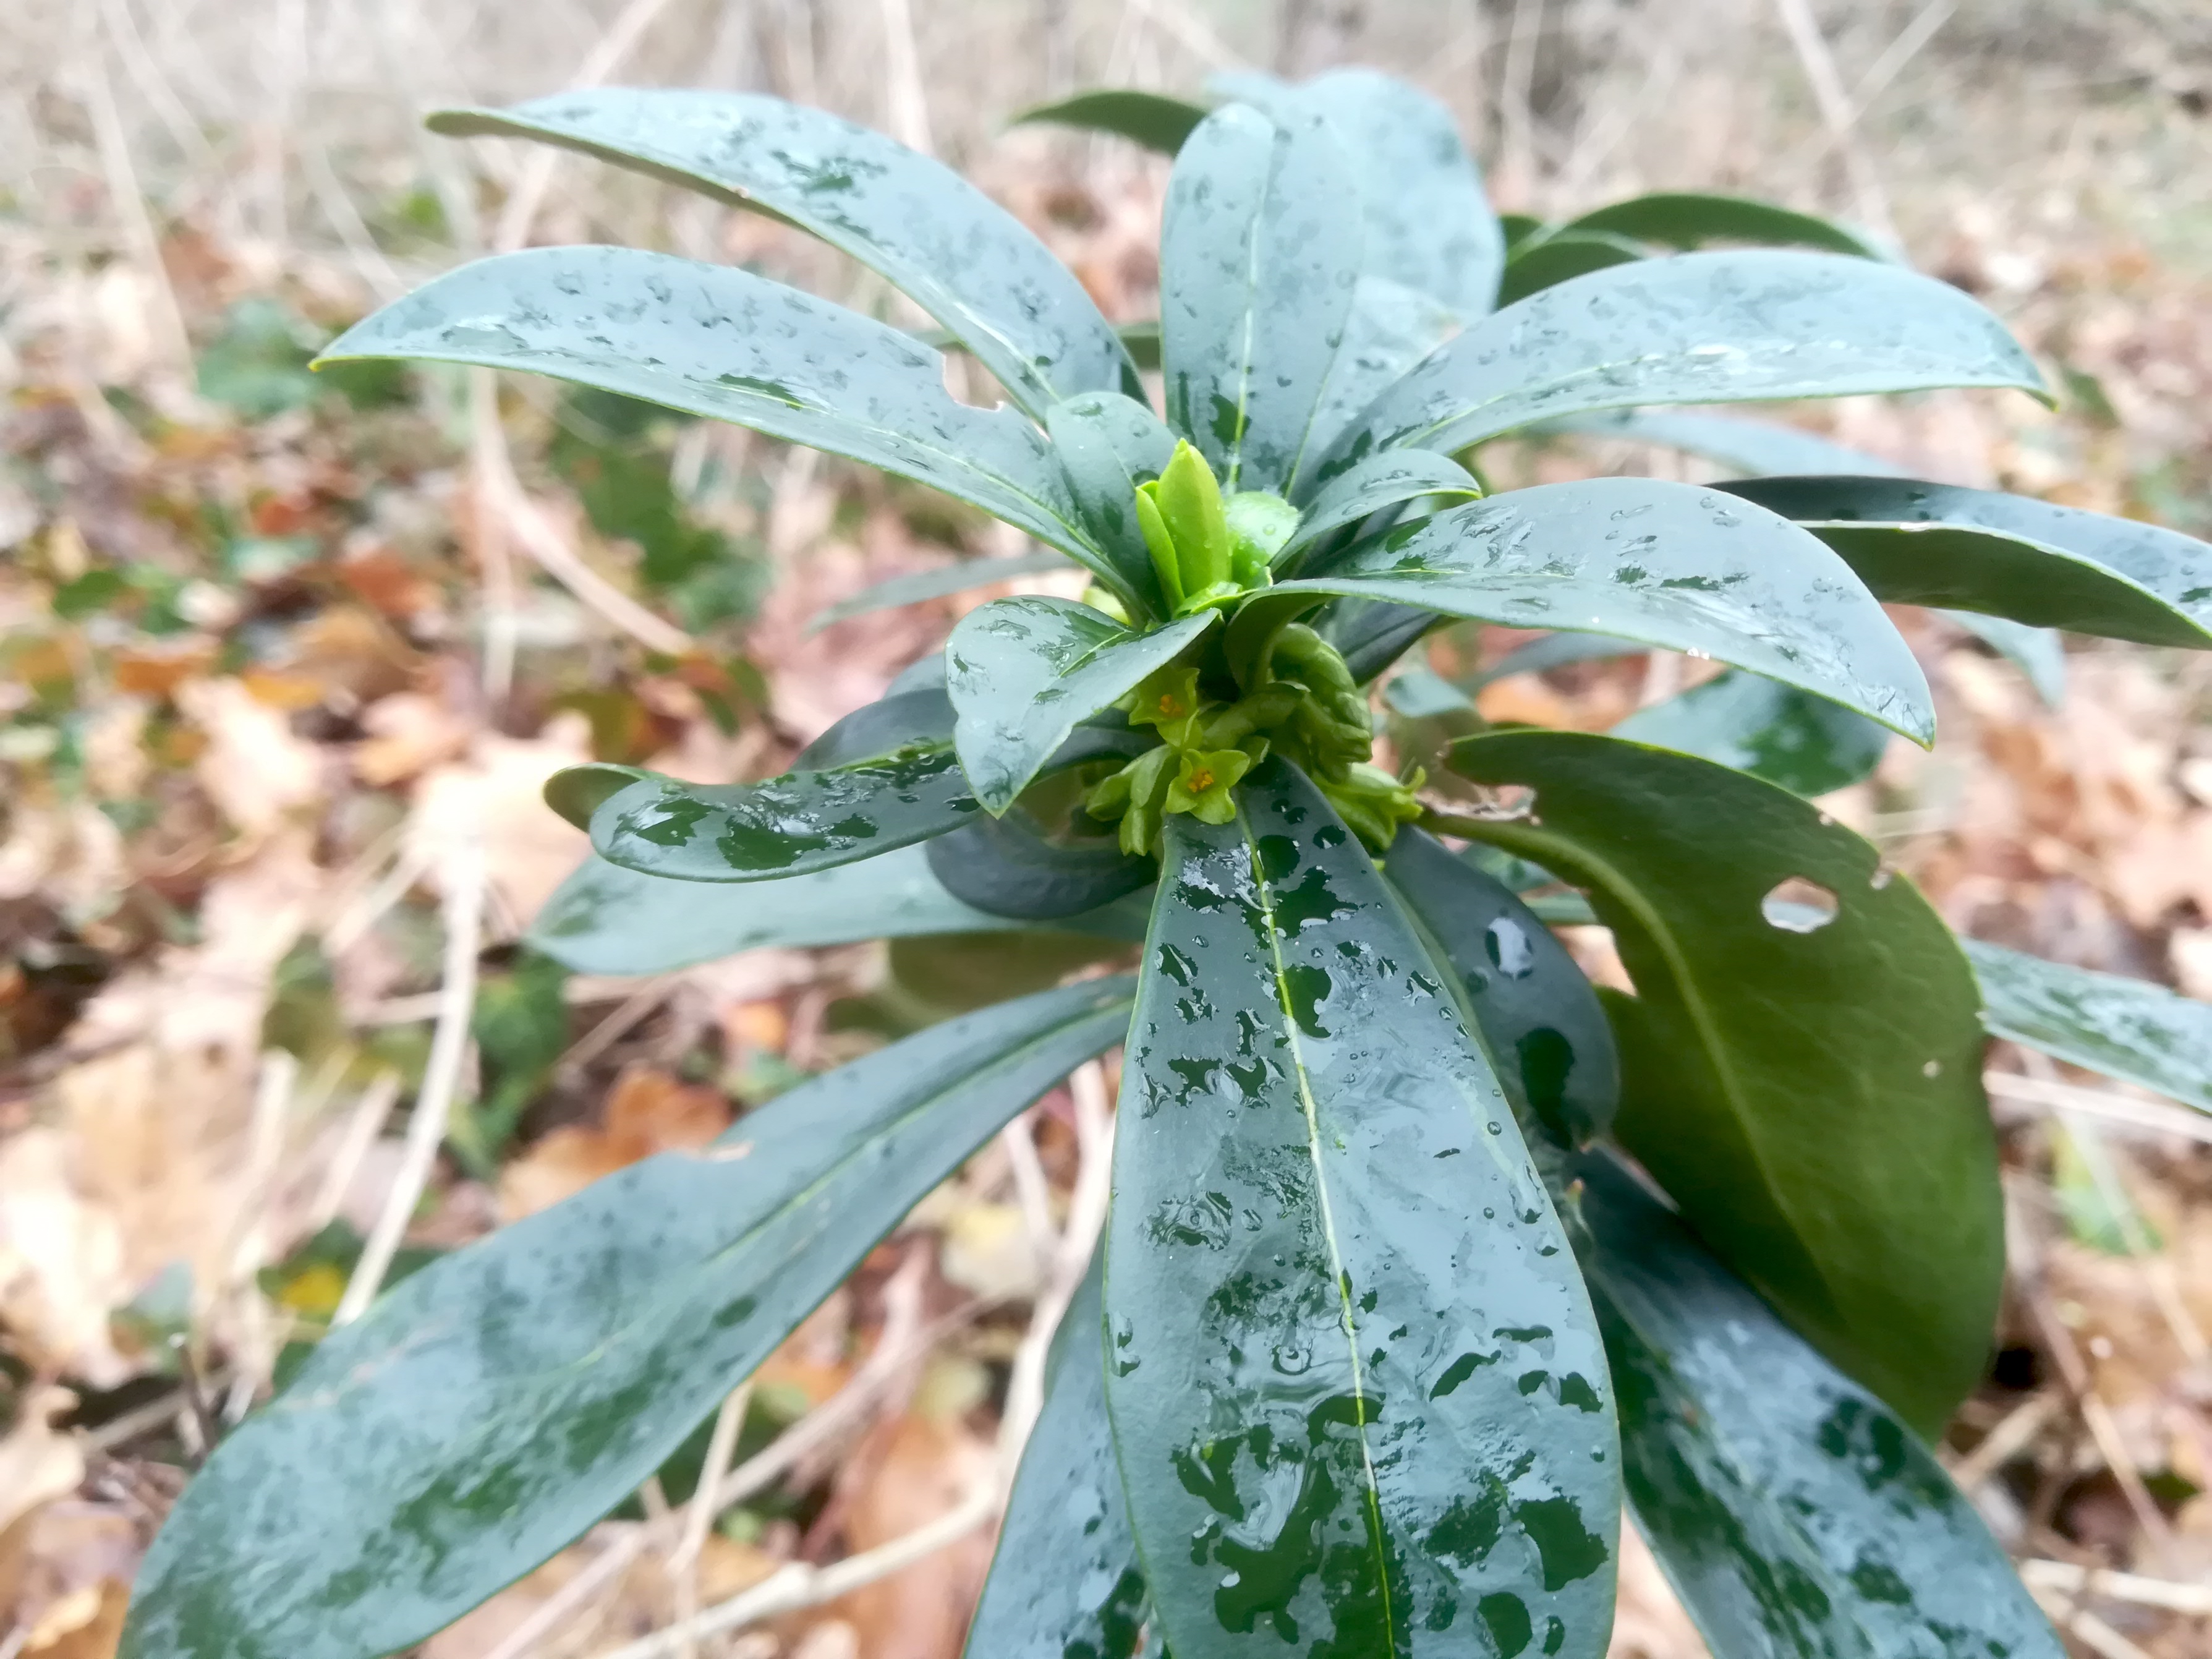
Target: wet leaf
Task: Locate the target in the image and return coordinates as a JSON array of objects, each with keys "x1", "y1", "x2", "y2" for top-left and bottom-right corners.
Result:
[
  {"x1": 792, "y1": 688, "x2": 955, "y2": 768},
  {"x1": 318, "y1": 248, "x2": 1128, "y2": 595},
  {"x1": 1297, "y1": 278, "x2": 1463, "y2": 498},
  {"x1": 1611, "y1": 670, "x2": 1890, "y2": 797},
  {"x1": 1247, "y1": 477, "x2": 1936, "y2": 744},
  {"x1": 1562, "y1": 192, "x2": 1889, "y2": 258},
  {"x1": 1450, "y1": 731, "x2": 2002, "y2": 1436},
  {"x1": 964, "y1": 1250, "x2": 1147, "y2": 1659},
  {"x1": 1275, "y1": 449, "x2": 1481, "y2": 574},
  {"x1": 1720, "y1": 476, "x2": 2212, "y2": 649},
  {"x1": 950, "y1": 597, "x2": 1216, "y2": 813},
  {"x1": 1105, "y1": 757, "x2": 1619, "y2": 1659},
  {"x1": 430, "y1": 91, "x2": 1139, "y2": 417},
  {"x1": 1529, "y1": 408, "x2": 1910, "y2": 479},
  {"x1": 1495, "y1": 231, "x2": 1646, "y2": 308},
  {"x1": 1575, "y1": 1153, "x2": 2064, "y2": 1659},
  {"x1": 927, "y1": 804, "x2": 1155, "y2": 921},
  {"x1": 121, "y1": 978, "x2": 1137, "y2": 1659},
  {"x1": 1047, "y1": 391, "x2": 1184, "y2": 621},
  {"x1": 1318, "y1": 597, "x2": 1443, "y2": 685},
  {"x1": 1013, "y1": 88, "x2": 1210, "y2": 154},
  {"x1": 1335, "y1": 250, "x2": 2047, "y2": 463},
  {"x1": 1162, "y1": 104, "x2": 1361, "y2": 495},
  {"x1": 1385, "y1": 828, "x2": 1620, "y2": 1148},
  {"x1": 1964, "y1": 941, "x2": 2212, "y2": 1113},
  {"x1": 804, "y1": 550, "x2": 1075, "y2": 635}
]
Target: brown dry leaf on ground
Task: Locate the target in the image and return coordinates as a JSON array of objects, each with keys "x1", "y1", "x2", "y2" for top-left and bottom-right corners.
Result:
[
  {"x1": 499, "y1": 1063, "x2": 732, "y2": 1221},
  {"x1": 408, "y1": 718, "x2": 592, "y2": 926}
]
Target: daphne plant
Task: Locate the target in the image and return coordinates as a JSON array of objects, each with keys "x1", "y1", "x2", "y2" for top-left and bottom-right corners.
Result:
[{"x1": 122, "y1": 66, "x2": 2212, "y2": 1659}]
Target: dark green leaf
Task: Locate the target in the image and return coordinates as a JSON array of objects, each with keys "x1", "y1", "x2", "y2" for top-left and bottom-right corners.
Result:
[
  {"x1": 965, "y1": 1250, "x2": 1146, "y2": 1659},
  {"x1": 1563, "y1": 192, "x2": 1889, "y2": 259},
  {"x1": 1335, "y1": 250, "x2": 2047, "y2": 464},
  {"x1": 1385, "y1": 828, "x2": 1620, "y2": 1148},
  {"x1": 950, "y1": 599, "x2": 1214, "y2": 814},
  {"x1": 1105, "y1": 757, "x2": 1619, "y2": 1659},
  {"x1": 1162, "y1": 104, "x2": 1361, "y2": 495},
  {"x1": 1500, "y1": 213, "x2": 1547, "y2": 252},
  {"x1": 927, "y1": 807, "x2": 1155, "y2": 921},
  {"x1": 1965, "y1": 941, "x2": 2212, "y2": 1114},
  {"x1": 1047, "y1": 391, "x2": 1183, "y2": 621},
  {"x1": 1275, "y1": 449, "x2": 1481, "y2": 574},
  {"x1": 1494, "y1": 231, "x2": 1646, "y2": 308},
  {"x1": 529, "y1": 845, "x2": 1149, "y2": 976},
  {"x1": 1531, "y1": 408, "x2": 1909, "y2": 479},
  {"x1": 429, "y1": 92, "x2": 1138, "y2": 417},
  {"x1": 1576, "y1": 1153, "x2": 2064, "y2": 1659},
  {"x1": 1450, "y1": 731, "x2": 2002, "y2": 1436},
  {"x1": 1118, "y1": 320, "x2": 1163, "y2": 372},
  {"x1": 1013, "y1": 88, "x2": 1211, "y2": 155},
  {"x1": 1319, "y1": 597, "x2": 1443, "y2": 684},
  {"x1": 318, "y1": 249, "x2": 1128, "y2": 597},
  {"x1": 1248, "y1": 477, "x2": 1936, "y2": 743},
  {"x1": 793, "y1": 688, "x2": 953, "y2": 769},
  {"x1": 121, "y1": 979, "x2": 1136, "y2": 1659},
  {"x1": 1612, "y1": 670, "x2": 1890, "y2": 797},
  {"x1": 1296, "y1": 278, "x2": 1462, "y2": 498},
  {"x1": 1719, "y1": 476, "x2": 2212, "y2": 649},
  {"x1": 804, "y1": 551, "x2": 1074, "y2": 635},
  {"x1": 1942, "y1": 609, "x2": 2067, "y2": 706}
]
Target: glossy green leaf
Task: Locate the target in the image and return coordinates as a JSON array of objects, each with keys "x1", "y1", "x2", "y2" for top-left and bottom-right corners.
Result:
[
  {"x1": 429, "y1": 91, "x2": 1138, "y2": 417},
  {"x1": 1494, "y1": 231, "x2": 1646, "y2": 308},
  {"x1": 1212, "y1": 68, "x2": 1507, "y2": 320},
  {"x1": 927, "y1": 806, "x2": 1155, "y2": 921},
  {"x1": 1450, "y1": 731, "x2": 2002, "y2": 1436},
  {"x1": 1248, "y1": 477, "x2": 1937, "y2": 744},
  {"x1": 1965, "y1": 940, "x2": 2212, "y2": 1113},
  {"x1": 949, "y1": 598, "x2": 1216, "y2": 814},
  {"x1": 1297, "y1": 278, "x2": 1462, "y2": 498},
  {"x1": 1161, "y1": 103, "x2": 1361, "y2": 494},
  {"x1": 1531, "y1": 408, "x2": 1910, "y2": 479},
  {"x1": 122, "y1": 979, "x2": 1136, "y2": 1659},
  {"x1": 1334, "y1": 250, "x2": 2047, "y2": 464},
  {"x1": 964, "y1": 1250, "x2": 1147, "y2": 1659},
  {"x1": 1013, "y1": 87, "x2": 1210, "y2": 155},
  {"x1": 804, "y1": 550, "x2": 1074, "y2": 634},
  {"x1": 1275, "y1": 448, "x2": 1482, "y2": 573},
  {"x1": 1386, "y1": 827, "x2": 1620, "y2": 1148},
  {"x1": 1612, "y1": 670, "x2": 1890, "y2": 797},
  {"x1": 1562, "y1": 192, "x2": 1888, "y2": 259},
  {"x1": 793, "y1": 688, "x2": 953, "y2": 767},
  {"x1": 543, "y1": 762, "x2": 652, "y2": 830},
  {"x1": 1320, "y1": 597, "x2": 1443, "y2": 684},
  {"x1": 1720, "y1": 476, "x2": 2212, "y2": 649},
  {"x1": 318, "y1": 249, "x2": 1125, "y2": 595},
  {"x1": 1575, "y1": 1153, "x2": 2065, "y2": 1659},
  {"x1": 1943, "y1": 609, "x2": 2067, "y2": 706},
  {"x1": 1105, "y1": 757, "x2": 1619, "y2": 1659},
  {"x1": 1047, "y1": 391, "x2": 1183, "y2": 621}
]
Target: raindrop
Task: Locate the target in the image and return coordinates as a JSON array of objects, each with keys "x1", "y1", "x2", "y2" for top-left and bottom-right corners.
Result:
[
  {"x1": 1761, "y1": 876, "x2": 1839, "y2": 932},
  {"x1": 1487, "y1": 1121, "x2": 1505, "y2": 1135},
  {"x1": 1921, "y1": 1059, "x2": 1942, "y2": 1078},
  {"x1": 1220, "y1": 1572, "x2": 1242, "y2": 1589}
]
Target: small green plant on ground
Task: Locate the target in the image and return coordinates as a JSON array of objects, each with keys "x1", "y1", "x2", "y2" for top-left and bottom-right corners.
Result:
[{"x1": 122, "y1": 67, "x2": 2212, "y2": 1659}]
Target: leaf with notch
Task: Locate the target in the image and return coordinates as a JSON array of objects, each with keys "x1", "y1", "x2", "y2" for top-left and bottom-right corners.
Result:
[
  {"x1": 1013, "y1": 88, "x2": 1211, "y2": 155},
  {"x1": 1719, "y1": 476, "x2": 2212, "y2": 649},
  {"x1": 1575, "y1": 1153, "x2": 2065, "y2": 1659},
  {"x1": 1562, "y1": 192, "x2": 1889, "y2": 259},
  {"x1": 1047, "y1": 391, "x2": 1182, "y2": 621},
  {"x1": 120, "y1": 978, "x2": 1136, "y2": 1659},
  {"x1": 805, "y1": 550, "x2": 1074, "y2": 635},
  {"x1": 949, "y1": 598, "x2": 1216, "y2": 814},
  {"x1": 1964, "y1": 941, "x2": 2212, "y2": 1114},
  {"x1": 1242, "y1": 477, "x2": 1936, "y2": 744},
  {"x1": 1449, "y1": 731, "x2": 2002, "y2": 1436},
  {"x1": 1386, "y1": 828, "x2": 1620, "y2": 1149},
  {"x1": 1333, "y1": 250, "x2": 2048, "y2": 466},
  {"x1": 429, "y1": 91, "x2": 1138, "y2": 417},
  {"x1": 1275, "y1": 448, "x2": 1481, "y2": 574},
  {"x1": 317, "y1": 248, "x2": 1134, "y2": 606},
  {"x1": 1105, "y1": 756, "x2": 1619, "y2": 1659},
  {"x1": 1161, "y1": 103, "x2": 1361, "y2": 494},
  {"x1": 964, "y1": 1248, "x2": 1147, "y2": 1659},
  {"x1": 1612, "y1": 670, "x2": 1890, "y2": 798},
  {"x1": 1494, "y1": 231, "x2": 1646, "y2": 308}
]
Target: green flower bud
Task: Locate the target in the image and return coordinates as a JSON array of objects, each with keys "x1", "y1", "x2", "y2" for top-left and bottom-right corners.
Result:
[
  {"x1": 1131, "y1": 485, "x2": 1183, "y2": 613},
  {"x1": 1154, "y1": 441, "x2": 1232, "y2": 595},
  {"x1": 1224, "y1": 491, "x2": 1298, "y2": 586}
]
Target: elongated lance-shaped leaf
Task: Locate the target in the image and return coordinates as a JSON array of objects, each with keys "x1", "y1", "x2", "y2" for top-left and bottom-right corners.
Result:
[
  {"x1": 1047, "y1": 391, "x2": 1183, "y2": 621},
  {"x1": 1275, "y1": 448, "x2": 1481, "y2": 573},
  {"x1": 1013, "y1": 87, "x2": 1211, "y2": 155},
  {"x1": 1239, "y1": 477, "x2": 1938, "y2": 744},
  {"x1": 1612, "y1": 669, "x2": 1891, "y2": 798},
  {"x1": 1105, "y1": 757, "x2": 1619, "y2": 1659},
  {"x1": 1562, "y1": 192, "x2": 1890, "y2": 259},
  {"x1": 1296, "y1": 277, "x2": 1463, "y2": 500},
  {"x1": 1575, "y1": 1153, "x2": 2065, "y2": 1659},
  {"x1": 318, "y1": 248, "x2": 1134, "y2": 604},
  {"x1": 950, "y1": 597, "x2": 1217, "y2": 814},
  {"x1": 1494, "y1": 230, "x2": 1646, "y2": 308},
  {"x1": 1212, "y1": 68, "x2": 1507, "y2": 320},
  {"x1": 1161, "y1": 103, "x2": 1362, "y2": 495},
  {"x1": 1530, "y1": 407, "x2": 1911, "y2": 479},
  {"x1": 1321, "y1": 596, "x2": 1444, "y2": 684},
  {"x1": 1450, "y1": 731, "x2": 2002, "y2": 1436},
  {"x1": 928, "y1": 806, "x2": 1157, "y2": 921},
  {"x1": 1385, "y1": 828, "x2": 1620, "y2": 1148},
  {"x1": 1332, "y1": 250, "x2": 2048, "y2": 467},
  {"x1": 793, "y1": 686, "x2": 954, "y2": 767},
  {"x1": 1965, "y1": 940, "x2": 2212, "y2": 1114},
  {"x1": 805, "y1": 550, "x2": 1074, "y2": 635},
  {"x1": 1943, "y1": 610, "x2": 2067, "y2": 706},
  {"x1": 428, "y1": 91, "x2": 1139, "y2": 417},
  {"x1": 120, "y1": 979, "x2": 1137, "y2": 1659},
  {"x1": 964, "y1": 1249, "x2": 1147, "y2": 1659},
  {"x1": 1719, "y1": 476, "x2": 2212, "y2": 649}
]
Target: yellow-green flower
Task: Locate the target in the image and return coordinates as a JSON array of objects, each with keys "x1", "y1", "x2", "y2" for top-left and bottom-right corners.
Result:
[
  {"x1": 1126, "y1": 663, "x2": 1206, "y2": 746},
  {"x1": 1166, "y1": 746, "x2": 1255, "y2": 824}
]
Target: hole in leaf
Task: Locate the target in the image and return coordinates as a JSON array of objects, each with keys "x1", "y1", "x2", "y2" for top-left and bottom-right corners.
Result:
[{"x1": 1761, "y1": 876, "x2": 1839, "y2": 933}]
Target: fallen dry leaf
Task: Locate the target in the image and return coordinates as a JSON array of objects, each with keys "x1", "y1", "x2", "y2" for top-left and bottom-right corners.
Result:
[
  {"x1": 499, "y1": 1063, "x2": 733, "y2": 1220},
  {"x1": 830, "y1": 1413, "x2": 995, "y2": 1659},
  {"x1": 176, "y1": 676, "x2": 325, "y2": 843},
  {"x1": 351, "y1": 690, "x2": 473, "y2": 786},
  {"x1": 409, "y1": 717, "x2": 592, "y2": 928}
]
